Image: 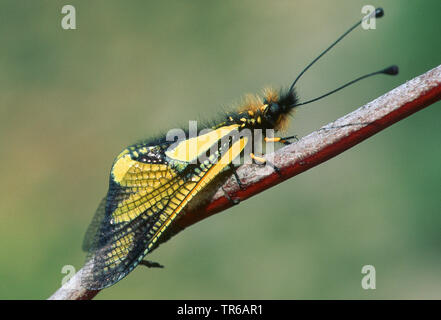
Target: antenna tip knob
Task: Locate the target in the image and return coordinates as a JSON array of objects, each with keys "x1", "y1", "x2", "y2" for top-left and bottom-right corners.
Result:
[
  {"x1": 383, "y1": 65, "x2": 399, "y2": 75},
  {"x1": 375, "y1": 8, "x2": 384, "y2": 18}
]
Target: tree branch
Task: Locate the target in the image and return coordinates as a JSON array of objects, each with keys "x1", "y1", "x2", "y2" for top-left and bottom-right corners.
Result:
[{"x1": 48, "y1": 64, "x2": 441, "y2": 300}]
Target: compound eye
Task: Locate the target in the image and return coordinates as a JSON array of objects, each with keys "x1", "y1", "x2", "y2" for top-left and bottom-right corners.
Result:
[{"x1": 268, "y1": 103, "x2": 281, "y2": 116}]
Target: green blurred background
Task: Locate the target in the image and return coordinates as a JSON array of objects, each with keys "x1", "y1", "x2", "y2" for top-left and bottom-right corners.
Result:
[{"x1": 0, "y1": 0, "x2": 440, "y2": 299}]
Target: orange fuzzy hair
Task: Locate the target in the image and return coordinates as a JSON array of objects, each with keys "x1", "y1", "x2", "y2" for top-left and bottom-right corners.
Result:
[{"x1": 236, "y1": 87, "x2": 298, "y2": 132}]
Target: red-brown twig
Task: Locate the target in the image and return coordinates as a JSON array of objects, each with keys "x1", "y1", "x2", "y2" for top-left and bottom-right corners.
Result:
[{"x1": 48, "y1": 64, "x2": 441, "y2": 300}]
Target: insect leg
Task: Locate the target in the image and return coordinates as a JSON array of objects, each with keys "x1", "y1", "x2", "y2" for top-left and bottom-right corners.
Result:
[
  {"x1": 140, "y1": 260, "x2": 164, "y2": 268},
  {"x1": 250, "y1": 153, "x2": 281, "y2": 175},
  {"x1": 265, "y1": 135, "x2": 299, "y2": 145},
  {"x1": 222, "y1": 186, "x2": 240, "y2": 205},
  {"x1": 228, "y1": 162, "x2": 245, "y2": 190}
]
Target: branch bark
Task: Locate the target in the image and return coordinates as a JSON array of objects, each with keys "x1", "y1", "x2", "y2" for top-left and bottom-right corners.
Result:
[{"x1": 48, "y1": 64, "x2": 441, "y2": 300}]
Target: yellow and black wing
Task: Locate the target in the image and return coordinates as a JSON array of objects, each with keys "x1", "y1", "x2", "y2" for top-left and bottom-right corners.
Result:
[{"x1": 82, "y1": 126, "x2": 248, "y2": 289}]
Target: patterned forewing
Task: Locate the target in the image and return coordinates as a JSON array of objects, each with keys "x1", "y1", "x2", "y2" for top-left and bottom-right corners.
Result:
[
  {"x1": 82, "y1": 144, "x2": 209, "y2": 289},
  {"x1": 82, "y1": 144, "x2": 188, "y2": 288},
  {"x1": 83, "y1": 135, "x2": 248, "y2": 289}
]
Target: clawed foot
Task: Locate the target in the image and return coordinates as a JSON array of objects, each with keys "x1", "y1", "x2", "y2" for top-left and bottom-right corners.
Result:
[{"x1": 222, "y1": 186, "x2": 241, "y2": 205}]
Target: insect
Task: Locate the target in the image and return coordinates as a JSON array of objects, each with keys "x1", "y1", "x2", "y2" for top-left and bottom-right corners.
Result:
[{"x1": 82, "y1": 7, "x2": 398, "y2": 289}]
